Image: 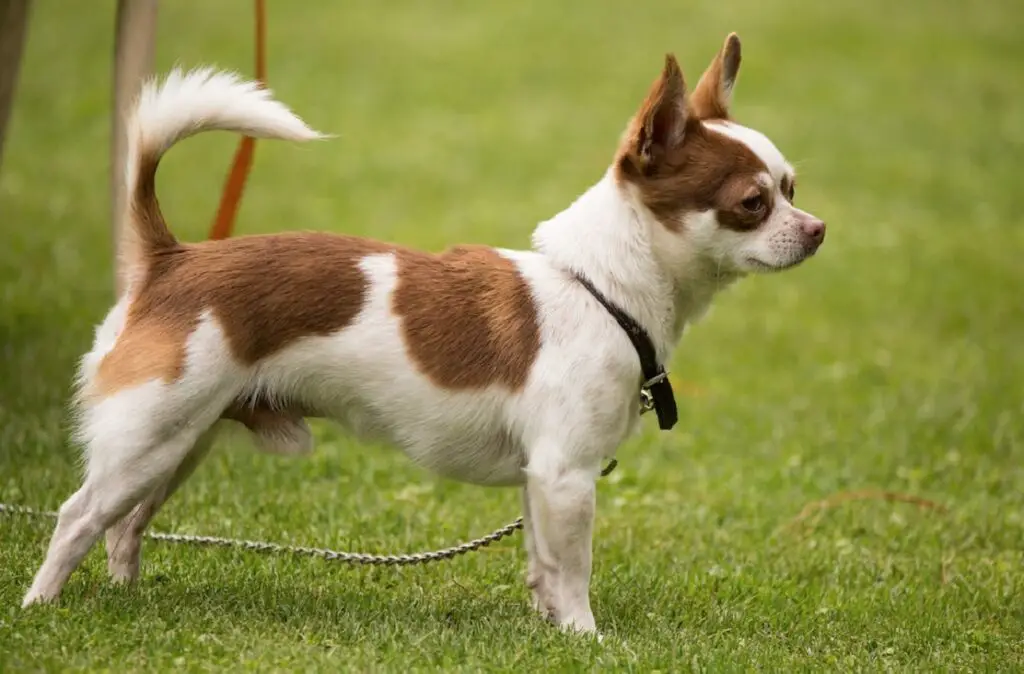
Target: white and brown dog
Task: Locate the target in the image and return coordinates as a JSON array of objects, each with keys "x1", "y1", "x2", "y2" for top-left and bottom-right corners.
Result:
[{"x1": 23, "y1": 34, "x2": 825, "y2": 633}]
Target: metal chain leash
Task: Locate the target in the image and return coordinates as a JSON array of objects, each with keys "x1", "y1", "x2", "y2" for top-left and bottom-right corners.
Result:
[
  {"x1": 0, "y1": 502, "x2": 522, "y2": 566},
  {"x1": 0, "y1": 460, "x2": 617, "y2": 567}
]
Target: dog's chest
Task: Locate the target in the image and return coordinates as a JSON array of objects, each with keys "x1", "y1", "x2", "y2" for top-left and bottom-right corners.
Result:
[
  {"x1": 400, "y1": 424, "x2": 525, "y2": 486},
  {"x1": 314, "y1": 388, "x2": 525, "y2": 487}
]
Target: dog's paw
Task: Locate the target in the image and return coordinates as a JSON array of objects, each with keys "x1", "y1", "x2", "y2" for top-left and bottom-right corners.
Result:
[
  {"x1": 559, "y1": 613, "x2": 598, "y2": 636},
  {"x1": 526, "y1": 573, "x2": 559, "y2": 623},
  {"x1": 107, "y1": 558, "x2": 141, "y2": 585},
  {"x1": 21, "y1": 586, "x2": 59, "y2": 609}
]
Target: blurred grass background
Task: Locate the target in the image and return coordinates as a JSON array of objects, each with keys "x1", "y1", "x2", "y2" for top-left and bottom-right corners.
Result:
[{"x1": 1, "y1": 0, "x2": 1022, "y2": 670}]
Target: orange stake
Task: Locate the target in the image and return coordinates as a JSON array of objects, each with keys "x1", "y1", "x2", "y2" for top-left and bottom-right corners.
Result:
[{"x1": 208, "y1": 0, "x2": 266, "y2": 240}]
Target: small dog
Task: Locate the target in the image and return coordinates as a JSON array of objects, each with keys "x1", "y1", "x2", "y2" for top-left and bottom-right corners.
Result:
[{"x1": 23, "y1": 34, "x2": 824, "y2": 633}]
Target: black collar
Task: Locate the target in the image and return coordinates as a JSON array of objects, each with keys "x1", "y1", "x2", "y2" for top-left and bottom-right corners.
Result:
[{"x1": 573, "y1": 273, "x2": 678, "y2": 431}]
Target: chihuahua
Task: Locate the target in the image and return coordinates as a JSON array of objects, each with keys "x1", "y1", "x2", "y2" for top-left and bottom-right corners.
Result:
[{"x1": 23, "y1": 34, "x2": 824, "y2": 634}]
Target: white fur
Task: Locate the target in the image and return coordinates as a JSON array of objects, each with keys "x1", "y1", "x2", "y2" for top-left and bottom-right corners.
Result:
[
  {"x1": 23, "y1": 67, "x2": 821, "y2": 637},
  {"x1": 125, "y1": 67, "x2": 323, "y2": 208},
  {"x1": 696, "y1": 120, "x2": 823, "y2": 274},
  {"x1": 133, "y1": 67, "x2": 323, "y2": 153},
  {"x1": 706, "y1": 121, "x2": 792, "y2": 180}
]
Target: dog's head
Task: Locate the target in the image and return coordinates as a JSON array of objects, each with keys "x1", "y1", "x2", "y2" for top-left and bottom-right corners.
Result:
[{"x1": 616, "y1": 34, "x2": 824, "y2": 276}]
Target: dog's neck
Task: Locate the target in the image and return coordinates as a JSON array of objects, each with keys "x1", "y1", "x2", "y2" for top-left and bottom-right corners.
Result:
[{"x1": 532, "y1": 170, "x2": 738, "y2": 363}]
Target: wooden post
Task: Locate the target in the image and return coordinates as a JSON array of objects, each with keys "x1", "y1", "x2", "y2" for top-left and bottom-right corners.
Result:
[
  {"x1": 0, "y1": 0, "x2": 32, "y2": 170},
  {"x1": 111, "y1": 0, "x2": 158, "y2": 295}
]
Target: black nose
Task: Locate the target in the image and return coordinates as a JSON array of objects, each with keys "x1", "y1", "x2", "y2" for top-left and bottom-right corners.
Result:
[{"x1": 802, "y1": 218, "x2": 826, "y2": 247}]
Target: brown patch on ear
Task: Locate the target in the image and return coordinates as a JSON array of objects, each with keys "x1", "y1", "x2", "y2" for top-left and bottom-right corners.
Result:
[
  {"x1": 691, "y1": 33, "x2": 742, "y2": 121},
  {"x1": 393, "y1": 246, "x2": 541, "y2": 391},
  {"x1": 91, "y1": 233, "x2": 394, "y2": 396},
  {"x1": 618, "y1": 54, "x2": 689, "y2": 178}
]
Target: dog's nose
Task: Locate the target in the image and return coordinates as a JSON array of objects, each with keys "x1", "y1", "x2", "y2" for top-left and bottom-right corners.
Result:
[{"x1": 802, "y1": 218, "x2": 826, "y2": 246}]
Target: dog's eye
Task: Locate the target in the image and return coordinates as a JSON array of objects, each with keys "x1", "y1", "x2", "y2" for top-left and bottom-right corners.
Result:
[
  {"x1": 741, "y1": 195, "x2": 765, "y2": 213},
  {"x1": 787, "y1": 185, "x2": 795, "y2": 202}
]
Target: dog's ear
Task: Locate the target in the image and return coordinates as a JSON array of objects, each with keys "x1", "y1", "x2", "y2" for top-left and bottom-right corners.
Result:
[
  {"x1": 691, "y1": 33, "x2": 742, "y2": 120},
  {"x1": 620, "y1": 54, "x2": 689, "y2": 176}
]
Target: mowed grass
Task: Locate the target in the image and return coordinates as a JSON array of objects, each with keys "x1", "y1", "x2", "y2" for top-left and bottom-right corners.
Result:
[{"x1": 1, "y1": 0, "x2": 1022, "y2": 670}]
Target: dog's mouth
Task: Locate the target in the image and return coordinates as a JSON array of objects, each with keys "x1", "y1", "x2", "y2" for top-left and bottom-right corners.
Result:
[
  {"x1": 745, "y1": 247, "x2": 815, "y2": 272},
  {"x1": 744, "y1": 255, "x2": 811, "y2": 273}
]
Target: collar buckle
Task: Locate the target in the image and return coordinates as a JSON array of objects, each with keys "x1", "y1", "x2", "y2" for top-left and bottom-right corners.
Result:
[
  {"x1": 639, "y1": 388, "x2": 655, "y2": 415},
  {"x1": 639, "y1": 371, "x2": 668, "y2": 415}
]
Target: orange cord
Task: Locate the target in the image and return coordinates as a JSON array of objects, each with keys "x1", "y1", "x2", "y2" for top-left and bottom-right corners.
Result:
[{"x1": 207, "y1": 0, "x2": 266, "y2": 240}]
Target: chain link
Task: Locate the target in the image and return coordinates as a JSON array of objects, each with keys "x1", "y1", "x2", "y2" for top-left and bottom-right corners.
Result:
[
  {"x1": 0, "y1": 462, "x2": 616, "y2": 567},
  {"x1": 0, "y1": 502, "x2": 523, "y2": 566}
]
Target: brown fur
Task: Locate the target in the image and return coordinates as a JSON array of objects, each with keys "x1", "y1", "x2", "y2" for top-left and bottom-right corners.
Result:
[
  {"x1": 93, "y1": 234, "x2": 541, "y2": 398},
  {"x1": 690, "y1": 33, "x2": 742, "y2": 121},
  {"x1": 614, "y1": 35, "x2": 771, "y2": 232},
  {"x1": 394, "y1": 245, "x2": 541, "y2": 391},
  {"x1": 93, "y1": 321, "x2": 188, "y2": 396},
  {"x1": 92, "y1": 233, "x2": 390, "y2": 396},
  {"x1": 117, "y1": 154, "x2": 177, "y2": 292},
  {"x1": 618, "y1": 120, "x2": 772, "y2": 231},
  {"x1": 712, "y1": 171, "x2": 775, "y2": 232},
  {"x1": 617, "y1": 54, "x2": 689, "y2": 179},
  {"x1": 102, "y1": 113, "x2": 394, "y2": 396}
]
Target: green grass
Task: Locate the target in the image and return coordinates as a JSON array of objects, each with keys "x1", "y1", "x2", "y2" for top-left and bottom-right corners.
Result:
[{"x1": 2, "y1": 0, "x2": 1022, "y2": 670}]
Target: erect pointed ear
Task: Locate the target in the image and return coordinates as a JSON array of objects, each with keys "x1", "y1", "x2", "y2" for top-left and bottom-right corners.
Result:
[
  {"x1": 691, "y1": 33, "x2": 742, "y2": 120},
  {"x1": 620, "y1": 54, "x2": 689, "y2": 176}
]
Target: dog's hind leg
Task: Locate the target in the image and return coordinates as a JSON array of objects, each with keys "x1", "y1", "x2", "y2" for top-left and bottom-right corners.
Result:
[
  {"x1": 104, "y1": 425, "x2": 220, "y2": 584},
  {"x1": 103, "y1": 401, "x2": 314, "y2": 584},
  {"x1": 23, "y1": 346, "x2": 239, "y2": 608},
  {"x1": 22, "y1": 409, "x2": 215, "y2": 607}
]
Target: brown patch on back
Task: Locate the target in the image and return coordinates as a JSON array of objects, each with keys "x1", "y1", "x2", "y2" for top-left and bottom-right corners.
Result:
[
  {"x1": 91, "y1": 232, "x2": 393, "y2": 396},
  {"x1": 393, "y1": 246, "x2": 541, "y2": 391},
  {"x1": 92, "y1": 233, "x2": 540, "y2": 399}
]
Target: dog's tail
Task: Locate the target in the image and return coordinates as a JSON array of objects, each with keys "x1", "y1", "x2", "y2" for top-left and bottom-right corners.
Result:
[{"x1": 119, "y1": 67, "x2": 324, "y2": 284}]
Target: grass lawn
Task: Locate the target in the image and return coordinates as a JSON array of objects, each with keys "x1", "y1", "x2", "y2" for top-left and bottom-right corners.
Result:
[{"x1": 2, "y1": 0, "x2": 1022, "y2": 670}]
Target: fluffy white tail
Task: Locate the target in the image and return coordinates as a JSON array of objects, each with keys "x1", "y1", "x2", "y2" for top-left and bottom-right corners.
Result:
[{"x1": 121, "y1": 67, "x2": 325, "y2": 278}]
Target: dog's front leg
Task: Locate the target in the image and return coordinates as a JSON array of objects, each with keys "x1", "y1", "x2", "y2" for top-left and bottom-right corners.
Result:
[
  {"x1": 521, "y1": 486, "x2": 554, "y2": 620},
  {"x1": 524, "y1": 461, "x2": 597, "y2": 634}
]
